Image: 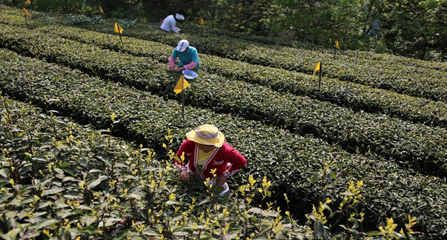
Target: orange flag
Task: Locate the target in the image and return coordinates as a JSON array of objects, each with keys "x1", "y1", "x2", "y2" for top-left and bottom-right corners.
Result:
[
  {"x1": 114, "y1": 23, "x2": 123, "y2": 34},
  {"x1": 174, "y1": 75, "x2": 190, "y2": 94},
  {"x1": 25, "y1": 0, "x2": 31, "y2": 4},
  {"x1": 335, "y1": 41, "x2": 340, "y2": 49},
  {"x1": 22, "y1": 7, "x2": 30, "y2": 17},
  {"x1": 313, "y1": 62, "x2": 321, "y2": 75},
  {"x1": 199, "y1": 18, "x2": 204, "y2": 25},
  {"x1": 99, "y1": 6, "x2": 104, "y2": 14}
]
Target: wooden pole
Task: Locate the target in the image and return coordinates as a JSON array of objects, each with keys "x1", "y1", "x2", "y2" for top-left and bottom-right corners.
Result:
[
  {"x1": 19, "y1": 61, "x2": 26, "y2": 85},
  {"x1": 344, "y1": 81, "x2": 349, "y2": 105},
  {"x1": 318, "y1": 61, "x2": 322, "y2": 92},
  {"x1": 355, "y1": 49, "x2": 359, "y2": 64},
  {"x1": 118, "y1": 24, "x2": 123, "y2": 44},
  {"x1": 106, "y1": 29, "x2": 110, "y2": 46},
  {"x1": 181, "y1": 75, "x2": 185, "y2": 119}
]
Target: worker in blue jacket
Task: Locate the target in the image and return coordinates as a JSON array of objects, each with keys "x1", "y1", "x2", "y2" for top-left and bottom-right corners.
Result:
[{"x1": 169, "y1": 39, "x2": 200, "y2": 72}]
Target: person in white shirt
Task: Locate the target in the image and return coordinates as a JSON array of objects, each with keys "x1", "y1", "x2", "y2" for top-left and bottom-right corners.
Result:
[{"x1": 160, "y1": 13, "x2": 184, "y2": 33}]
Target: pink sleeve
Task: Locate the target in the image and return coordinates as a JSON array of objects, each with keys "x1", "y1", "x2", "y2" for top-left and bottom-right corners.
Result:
[
  {"x1": 169, "y1": 56, "x2": 175, "y2": 69},
  {"x1": 183, "y1": 61, "x2": 198, "y2": 70}
]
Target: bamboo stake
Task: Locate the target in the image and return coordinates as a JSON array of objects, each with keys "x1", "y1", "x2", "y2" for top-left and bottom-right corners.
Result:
[
  {"x1": 318, "y1": 62, "x2": 323, "y2": 93},
  {"x1": 181, "y1": 76, "x2": 185, "y2": 119}
]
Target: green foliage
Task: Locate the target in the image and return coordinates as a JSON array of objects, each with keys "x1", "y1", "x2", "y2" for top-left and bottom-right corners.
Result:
[
  {"x1": 4, "y1": 21, "x2": 447, "y2": 179},
  {"x1": 4, "y1": 0, "x2": 447, "y2": 59},
  {"x1": 0, "y1": 98, "x2": 422, "y2": 238},
  {"x1": 1, "y1": 34, "x2": 446, "y2": 238},
  {"x1": 80, "y1": 3, "x2": 99, "y2": 17},
  {"x1": 1, "y1": 5, "x2": 447, "y2": 239},
  {"x1": 64, "y1": 14, "x2": 105, "y2": 25},
  {"x1": 71, "y1": 20, "x2": 447, "y2": 104},
  {"x1": 0, "y1": 97, "x2": 311, "y2": 238},
  {"x1": 116, "y1": 18, "x2": 138, "y2": 29},
  {"x1": 208, "y1": 0, "x2": 271, "y2": 35},
  {"x1": 262, "y1": 0, "x2": 365, "y2": 48},
  {"x1": 34, "y1": 0, "x2": 82, "y2": 14},
  {"x1": 109, "y1": 7, "x2": 129, "y2": 19},
  {"x1": 367, "y1": 0, "x2": 447, "y2": 60}
]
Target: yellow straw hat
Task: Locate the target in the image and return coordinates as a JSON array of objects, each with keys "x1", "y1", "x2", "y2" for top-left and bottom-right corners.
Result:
[{"x1": 186, "y1": 124, "x2": 225, "y2": 147}]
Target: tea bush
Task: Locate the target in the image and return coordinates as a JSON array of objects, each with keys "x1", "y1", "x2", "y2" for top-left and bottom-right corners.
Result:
[
  {"x1": 1, "y1": 5, "x2": 447, "y2": 239},
  {"x1": 1, "y1": 48, "x2": 446, "y2": 238},
  {"x1": 1, "y1": 23, "x2": 447, "y2": 179}
]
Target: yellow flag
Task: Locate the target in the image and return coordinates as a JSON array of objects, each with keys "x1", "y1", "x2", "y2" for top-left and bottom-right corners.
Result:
[
  {"x1": 99, "y1": 6, "x2": 104, "y2": 14},
  {"x1": 22, "y1": 7, "x2": 30, "y2": 17},
  {"x1": 199, "y1": 18, "x2": 204, "y2": 25},
  {"x1": 25, "y1": 0, "x2": 31, "y2": 4},
  {"x1": 174, "y1": 75, "x2": 190, "y2": 94},
  {"x1": 313, "y1": 62, "x2": 321, "y2": 75},
  {"x1": 114, "y1": 23, "x2": 123, "y2": 34},
  {"x1": 335, "y1": 41, "x2": 340, "y2": 49}
]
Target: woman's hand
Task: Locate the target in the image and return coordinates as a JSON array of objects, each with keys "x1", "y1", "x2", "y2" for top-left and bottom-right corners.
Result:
[
  {"x1": 169, "y1": 66, "x2": 176, "y2": 71},
  {"x1": 180, "y1": 170, "x2": 190, "y2": 182},
  {"x1": 176, "y1": 67, "x2": 185, "y2": 72},
  {"x1": 216, "y1": 174, "x2": 227, "y2": 186}
]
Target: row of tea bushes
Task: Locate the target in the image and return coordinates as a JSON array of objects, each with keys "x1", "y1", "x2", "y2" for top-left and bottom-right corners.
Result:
[
  {"x1": 179, "y1": 22, "x2": 447, "y2": 73},
  {"x1": 4, "y1": 9, "x2": 447, "y2": 130},
  {"x1": 3, "y1": 5, "x2": 447, "y2": 103},
  {"x1": 179, "y1": 22, "x2": 300, "y2": 47},
  {"x1": 2, "y1": 24, "x2": 447, "y2": 178},
  {"x1": 1, "y1": 96, "x2": 157, "y2": 238},
  {"x1": 2, "y1": 6, "x2": 447, "y2": 237},
  {"x1": 1, "y1": 97, "x2": 315, "y2": 239},
  {"x1": 1, "y1": 48, "x2": 447, "y2": 238},
  {"x1": 77, "y1": 19, "x2": 447, "y2": 103},
  {"x1": 4, "y1": 4, "x2": 447, "y2": 74},
  {"x1": 139, "y1": 30, "x2": 447, "y2": 103},
  {"x1": 31, "y1": 24, "x2": 447, "y2": 129}
]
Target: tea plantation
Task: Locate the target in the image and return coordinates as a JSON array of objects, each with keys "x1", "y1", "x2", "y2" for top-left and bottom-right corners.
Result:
[{"x1": 1, "y1": 5, "x2": 447, "y2": 240}]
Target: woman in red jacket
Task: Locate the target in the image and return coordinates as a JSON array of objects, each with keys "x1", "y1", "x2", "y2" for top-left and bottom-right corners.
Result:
[{"x1": 174, "y1": 124, "x2": 247, "y2": 196}]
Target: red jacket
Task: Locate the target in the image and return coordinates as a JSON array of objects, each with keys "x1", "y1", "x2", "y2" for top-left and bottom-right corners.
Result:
[{"x1": 175, "y1": 139, "x2": 247, "y2": 180}]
